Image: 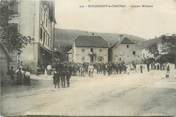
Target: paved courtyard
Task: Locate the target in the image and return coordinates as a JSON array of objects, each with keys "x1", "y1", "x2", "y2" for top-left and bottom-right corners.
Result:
[{"x1": 1, "y1": 70, "x2": 176, "y2": 116}]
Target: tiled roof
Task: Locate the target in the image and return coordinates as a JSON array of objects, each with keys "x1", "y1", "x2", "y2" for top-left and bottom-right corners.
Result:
[
  {"x1": 120, "y1": 37, "x2": 135, "y2": 44},
  {"x1": 75, "y1": 35, "x2": 109, "y2": 48},
  {"x1": 111, "y1": 37, "x2": 135, "y2": 48}
]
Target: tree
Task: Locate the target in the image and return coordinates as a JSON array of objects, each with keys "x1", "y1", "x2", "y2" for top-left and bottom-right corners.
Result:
[
  {"x1": 155, "y1": 35, "x2": 176, "y2": 64},
  {"x1": 160, "y1": 35, "x2": 176, "y2": 66},
  {"x1": 0, "y1": 1, "x2": 32, "y2": 53},
  {"x1": 147, "y1": 43, "x2": 159, "y2": 58},
  {"x1": 57, "y1": 45, "x2": 72, "y2": 62},
  {"x1": 146, "y1": 34, "x2": 176, "y2": 65}
]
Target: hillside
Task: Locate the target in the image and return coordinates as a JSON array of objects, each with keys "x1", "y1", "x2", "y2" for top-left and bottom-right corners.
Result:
[
  {"x1": 54, "y1": 28, "x2": 146, "y2": 48},
  {"x1": 139, "y1": 38, "x2": 161, "y2": 49}
]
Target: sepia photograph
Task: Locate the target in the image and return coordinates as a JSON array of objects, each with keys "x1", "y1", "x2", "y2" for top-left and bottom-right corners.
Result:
[{"x1": 0, "y1": 0, "x2": 176, "y2": 116}]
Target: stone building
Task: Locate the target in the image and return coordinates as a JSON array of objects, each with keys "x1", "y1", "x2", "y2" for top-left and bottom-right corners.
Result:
[
  {"x1": 71, "y1": 35, "x2": 109, "y2": 64},
  {"x1": 4, "y1": 0, "x2": 56, "y2": 72},
  {"x1": 111, "y1": 37, "x2": 142, "y2": 64}
]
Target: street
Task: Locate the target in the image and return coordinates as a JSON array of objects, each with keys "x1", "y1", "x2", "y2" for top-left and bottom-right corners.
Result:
[{"x1": 1, "y1": 70, "x2": 176, "y2": 116}]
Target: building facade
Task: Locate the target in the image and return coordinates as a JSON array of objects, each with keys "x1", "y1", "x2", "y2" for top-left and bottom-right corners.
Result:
[
  {"x1": 111, "y1": 37, "x2": 142, "y2": 64},
  {"x1": 71, "y1": 35, "x2": 109, "y2": 64},
  {"x1": 5, "y1": 0, "x2": 56, "y2": 72}
]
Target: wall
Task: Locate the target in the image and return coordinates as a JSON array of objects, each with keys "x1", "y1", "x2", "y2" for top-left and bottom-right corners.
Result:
[
  {"x1": 19, "y1": 0, "x2": 40, "y2": 42},
  {"x1": 112, "y1": 44, "x2": 142, "y2": 64},
  {"x1": 68, "y1": 53, "x2": 73, "y2": 62},
  {"x1": 73, "y1": 45, "x2": 108, "y2": 64},
  {"x1": 39, "y1": 1, "x2": 54, "y2": 50},
  {"x1": 21, "y1": 43, "x2": 39, "y2": 69},
  {"x1": 2, "y1": 0, "x2": 55, "y2": 72},
  {"x1": 18, "y1": 0, "x2": 40, "y2": 70}
]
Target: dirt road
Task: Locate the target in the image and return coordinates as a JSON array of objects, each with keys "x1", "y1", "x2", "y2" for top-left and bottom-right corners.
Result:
[{"x1": 1, "y1": 71, "x2": 176, "y2": 116}]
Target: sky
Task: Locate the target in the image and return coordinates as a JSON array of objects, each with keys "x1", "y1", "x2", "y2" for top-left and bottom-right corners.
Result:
[{"x1": 55, "y1": 0, "x2": 176, "y2": 39}]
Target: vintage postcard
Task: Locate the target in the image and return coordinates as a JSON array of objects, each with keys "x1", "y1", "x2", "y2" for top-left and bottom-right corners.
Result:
[{"x1": 0, "y1": 0, "x2": 176, "y2": 116}]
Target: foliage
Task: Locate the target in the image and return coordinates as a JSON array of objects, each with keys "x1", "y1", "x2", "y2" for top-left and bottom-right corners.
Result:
[
  {"x1": 0, "y1": 1, "x2": 32, "y2": 52},
  {"x1": 53, "y1": 45, "x2": 72, "y2": 62},
  {"x1": 149, "y1": 34, "x2": 176, "y2": 64},
  {"x1": 156, "y1": 54, "x2": 176, "y2": 64},
  {"x1": 147, "y1": 43, "x2": 159, "y2": 58},
  {"x1": 59, "y1": 45, "x2": 72, "y2": 54}
]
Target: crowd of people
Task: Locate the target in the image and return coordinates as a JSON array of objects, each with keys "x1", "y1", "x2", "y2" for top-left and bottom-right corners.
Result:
[
  {"x1": 5, "y1": 60, "x2": 174, "y2": 88},
  {"x1": 50, "y1": 61, "x2": 175, "y2": 88},
  {"x1": 52, "y1": 63, "x2": 72, "y2": 88},
  {"x1": 65, "y1": 62, "x2": 128, "y2": 77},
  {"x1": 8, "y1": 66, "x2": 31, "y2": 85},
  {"x1": 58, "y1": 62, "x2": 172, "y2": 76}
]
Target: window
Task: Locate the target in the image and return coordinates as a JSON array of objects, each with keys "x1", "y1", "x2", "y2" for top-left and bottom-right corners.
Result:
[
  {"x1": 127, "y1": 45, "x2": 129, "y2": 48},
  {"x1": 48, "y1": 37, "x2": 50, "y2": 46},
  {"x1": 43, "y1": 32, "x2": 45, "y2": 44},
  {"x1": 81, "y1": 49, "x2": 85, "y2": 52},
  {"x1": 45, "y1": 34, "x2": 47, "y2": 45},
  {"x1": 47, "y1": 36, "x2": 49, "y2": 46},
  {"x1": 133, "y1": 51, "x2": 136, "y2": 56},
  {"x1": 81, "y1": 57, "x2": 85, "y2": 61},
  {"x1": 90, "y1": 48, "x2": 93, "y2": 52},
  {"x1": 44, "y1": 12, "x2": 46, "y2": 24},
  {"x1": 99, "y1": 49, "x2": 102, "y2": 52},
  {"x1": 46, "y1": 18, "x2": 48, "y2": 27},
  {"x1": 9, "y1": 0, "x2": 18, "y2": 14},
  {"x1": 98, "y1": 56, "x2": 104, "y2": 62},
  {"x1": 40, "y1": 28, "x2": 43, "y2": 40}
]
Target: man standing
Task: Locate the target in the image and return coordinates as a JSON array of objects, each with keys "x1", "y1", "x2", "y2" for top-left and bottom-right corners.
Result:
[
  {"x1": 147, "y1": 63, "x2": 150, "y2": 72},
  {"x1": 88, "y1": 64, "x2": 94, "y2": 77},
  {"x1": 140, "y1": 64, "x2": 143, "y2": 73},
  {"x1": 9, "y1": 66, "x2": 15, "y2": 84},
  {"x1": 47, "y1": 65, "x2": 52, "y2": 75},
  {"x1": 61, "y1": 66, "x2": 66, "y2": 88},
  {"x1": 66, "y1": 66, "x2": 72, "y2": 87},
  {"x1": 16, "y1": 68, "x2": 23, "y2": 85},
  {"x1": 166, "y1": 64, "x2": 170, "y2": 79},
  {"x1": 55, "y1": 63, "x2": 62, "y2": 88},
  {"x1": 53, "y1": 69, "x2": 57, "y2": 88}
]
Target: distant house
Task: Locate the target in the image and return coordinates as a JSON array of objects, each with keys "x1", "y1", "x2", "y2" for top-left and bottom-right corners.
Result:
[
  {"x1": 0, "y1": 42, "x2": 11, "y2": 80},
  {"x1": 71, "y1": 35, "x2": 109, "y2": 64},
  {"x1": 111, "y1": 37, "x2": 142, "y2": 64}
]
